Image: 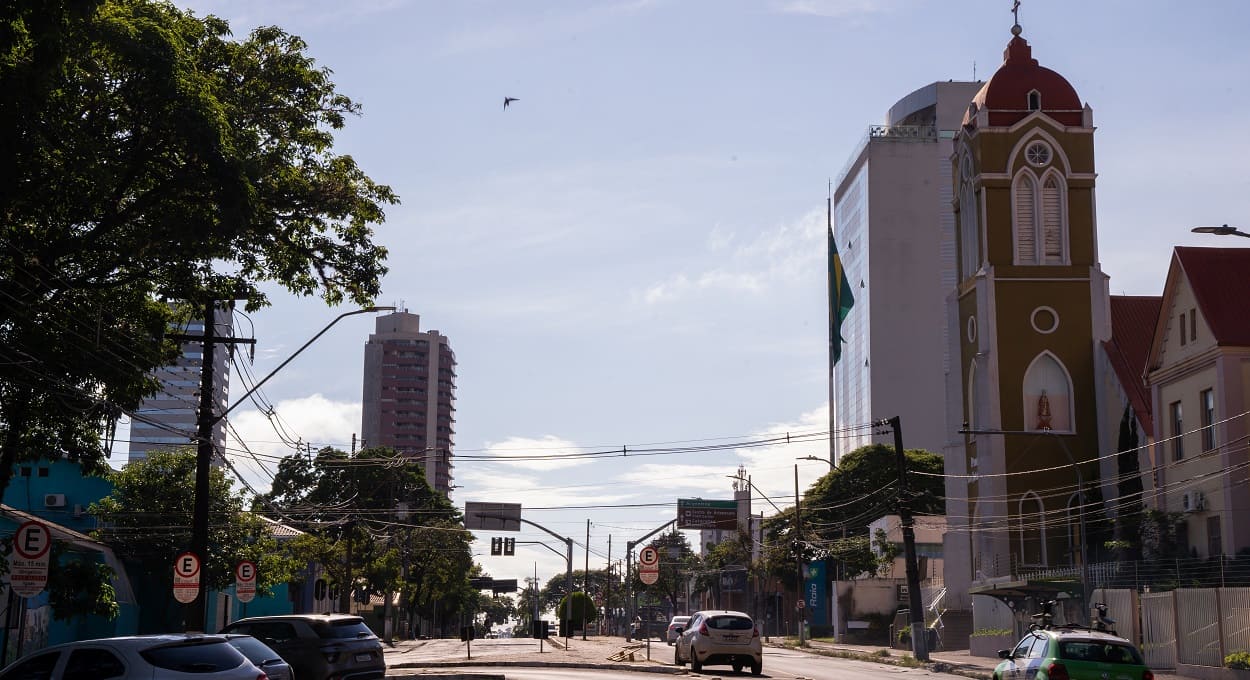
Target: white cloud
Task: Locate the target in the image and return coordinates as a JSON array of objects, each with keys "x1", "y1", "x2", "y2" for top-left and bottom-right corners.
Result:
[
  {"x1": 224, "y1": 394, "x2": 362, "y2": 494},
  {"x1": 478, "y1": 435, "x2": 595, "y2": 471},
  {"x1": 637, "y1": 207, "x2": 823, "y2": 306}
]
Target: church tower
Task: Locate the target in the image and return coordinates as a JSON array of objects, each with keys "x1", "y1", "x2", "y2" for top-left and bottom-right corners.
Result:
[{"x1": 944, "y1": 18, "x2": 1112, "y2": 608}]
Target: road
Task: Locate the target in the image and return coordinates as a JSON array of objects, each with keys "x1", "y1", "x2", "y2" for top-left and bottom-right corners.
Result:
[{"x1": 387, "y1": 641, "x2": 952, "y2": 679}]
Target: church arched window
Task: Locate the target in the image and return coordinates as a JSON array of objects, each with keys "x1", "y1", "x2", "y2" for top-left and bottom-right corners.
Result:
[
  {"x1": 1014, "y1": 174, "x2": 1037, "y2": 264},
  {"x1": 960, "y1": 184, "x2": 980, "y2": 278},
  {"x1": 1027, "y1": 89, "x2": 1042, "y2": 112},
  {"x1": 1014, "y1": 168, "x2": 1068, "y2": 265},
  {"x1": 1023, "y1": 351, "x2": 1074, "y2": 432},
  {"x1": 1019, "y1": 491, "x2": 1046, "y2": 567},
  {"x1": 1041, "y1": 174, "x2": 1065, "y2": 263}
]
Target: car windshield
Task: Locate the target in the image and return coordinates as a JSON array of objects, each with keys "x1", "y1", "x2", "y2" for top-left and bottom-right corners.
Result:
[
  {"x1": 1059, "y1": 640, "x2": 1143, "y2": 665},
  {"x1": 707, "y1": 615, "x2": 753, "y2": 631},
  {"x1": 312, "y1": 618, "x2": 377, "y2": 640},
  {"x1": 140, "y1": 639, "x2": 247, "y2": 673}
]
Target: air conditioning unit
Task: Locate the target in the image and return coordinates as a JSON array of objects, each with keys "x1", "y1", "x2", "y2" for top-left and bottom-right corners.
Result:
[
  {"x1": 44, "y1": 493, "x2": 66, "y2": 508},
  {"x1": 1183, "y1": 491, "x2": 1207, "y2": 513}
]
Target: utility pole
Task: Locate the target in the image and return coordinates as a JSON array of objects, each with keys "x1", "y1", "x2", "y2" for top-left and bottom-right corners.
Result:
[
  {"x1": 340, "y1": 521, "x2": 355, "y2": 613},
  {"x1": 888, "y1": 416, "x2": 928, "y2": 661},
  {"x1": 605, "y1": 536, "x2": 612, "y2": 636},
  {"x1": 794, "y1": 464, "x2": 805, "y2": 645},
  {"x1": 583, "y1": 519, "x2": 590, "y2": 640}
]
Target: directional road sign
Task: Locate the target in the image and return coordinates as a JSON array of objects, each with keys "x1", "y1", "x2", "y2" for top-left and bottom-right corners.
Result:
[
  {"x1": 173, "y1": 551, "x2": 201, "y2": 604},
  {"x1": 463, "y1": 502, "x2": 522, "y2": 531},
  {"x1": 8, "y1": 520, "x2": 51, "y2": 597}
]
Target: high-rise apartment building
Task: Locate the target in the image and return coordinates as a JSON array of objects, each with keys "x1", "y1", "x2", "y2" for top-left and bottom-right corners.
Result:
[
  {"x1": 830, "y1": 80, "x2": 983, "y2": 461},
  {"x1": 361, "y1": 311, "x2": 456, "y2": 495},
  {"x1": 128, "y1": 307, "x2": 232, "y2": 463}
]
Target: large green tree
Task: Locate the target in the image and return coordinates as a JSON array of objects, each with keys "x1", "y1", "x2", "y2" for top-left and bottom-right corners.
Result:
[
  {"x1": 630, "y1": 530, "x2": 697, "y2": 615},
  {"x1": 262, "y1": 446, "x2": 474, "y2": 635},
  {"x1": 90, "y1": 449, "x2": 297, "y2": 632},
  {"x1": 0, "y1": 0, "x2": 394, "y2": 498}
]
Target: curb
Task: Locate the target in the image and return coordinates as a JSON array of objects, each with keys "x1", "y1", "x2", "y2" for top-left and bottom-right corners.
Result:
[
  {"x1": 388, "y1": 660, "x2": 684, "y2": 674},
  {"x1": 389, "y1": 675, "x2": 506, "y2": 680},
  {"x1": 765, "y1": 642, "x2": 994, "y2": 680}
]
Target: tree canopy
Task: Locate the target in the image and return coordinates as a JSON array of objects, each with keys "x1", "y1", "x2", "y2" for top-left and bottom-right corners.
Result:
[{"x1": 0, "y1": 0, "x2": 394, "y2": 497}]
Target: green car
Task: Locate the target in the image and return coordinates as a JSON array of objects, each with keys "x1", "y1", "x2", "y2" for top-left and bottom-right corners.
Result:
[{"x1": 993, "y1": 628, "x2": 1154, "y2": 680}]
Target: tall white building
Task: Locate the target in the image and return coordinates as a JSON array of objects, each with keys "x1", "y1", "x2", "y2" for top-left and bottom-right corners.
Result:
[
  {"x1": 830, "y1": 81, "x2": 983, "y2": 461},
  {"x1": 127, "y1": 307, "x2": 233, "y2": 463}
]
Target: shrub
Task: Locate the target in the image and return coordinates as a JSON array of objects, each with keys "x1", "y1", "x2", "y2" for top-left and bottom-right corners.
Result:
[
  {"x1": 1226, "y1": 652, "x2": 1250, "y2": 670},
  {"x1": 971, "y1": 628, "x2": 1013, "y2": 637}
]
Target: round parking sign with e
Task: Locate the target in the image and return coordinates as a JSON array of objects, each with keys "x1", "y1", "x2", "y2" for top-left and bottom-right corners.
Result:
[
  {"x1": 173, "y1": 551, "x2": 201, "y2": 604},
  {"x1": 235, "y1": 560, "x2": 257, "y2": 603},
  {"x1": 8, "y1": 521, "x2": 51, "y2": 597},
  {"x1": 639, "y1": 546, "x2": 659, "y2": 567}
]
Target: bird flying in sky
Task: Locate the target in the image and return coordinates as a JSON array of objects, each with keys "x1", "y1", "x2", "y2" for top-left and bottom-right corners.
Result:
[{"x1": 503, "y1": 97, "x2": 519, "y2": 110}]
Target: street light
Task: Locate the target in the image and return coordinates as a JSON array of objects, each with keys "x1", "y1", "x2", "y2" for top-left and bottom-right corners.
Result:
[
  {"x1": 1191, "y1": 224, "x2": 1250, "y2": 239},
  {"x1": 959, "y1": 426, "x2": 1091, "y2": 619},
  {"x1": 186, "y1": 305, "x2": 395, "y2": 631},
  {"x1": 796, "y1": 455, "x2": 837, "y2": 470}
]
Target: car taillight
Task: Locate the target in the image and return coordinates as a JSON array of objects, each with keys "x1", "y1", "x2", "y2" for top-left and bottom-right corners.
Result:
[
  {"x1": 1046, "y1": 661, "x2": 1070, "y2": 680},
  {"x1": 699, "y1": 622, "x2": 709, "y2": 635},
  {"x1": 255, "y1": 675, "x2": 268, "y2": 680},
  {"x1": 753, "y1": 626, "x2": 760, "y2": 638},
  {"x1": 1143, "y1": 670, "x2": 1154, "y2": 680}
]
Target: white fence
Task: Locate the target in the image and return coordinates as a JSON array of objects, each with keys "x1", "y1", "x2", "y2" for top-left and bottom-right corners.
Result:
[{"x1": 1097, "y1": 587, "x2": 1250, "y2": 669}]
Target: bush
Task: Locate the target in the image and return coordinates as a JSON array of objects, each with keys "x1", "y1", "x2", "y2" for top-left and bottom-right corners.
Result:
[
  {"x1": 1226, "y1": 652, "x2": 1250, "y2": 670},
  {"x1": 897, "y1": 627, "x2": 910, "y2": 644}
]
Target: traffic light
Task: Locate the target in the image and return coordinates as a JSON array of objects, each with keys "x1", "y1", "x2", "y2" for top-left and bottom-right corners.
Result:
[
  {"x1": 491, "y1": 537, "x2": 502, "y2": 556},
  {"x1": 503, "y1": 537, "x2": 515, "y2": 555},
  {"x1": 490, "y1": 537, "x2": 516, "y2": 556}
]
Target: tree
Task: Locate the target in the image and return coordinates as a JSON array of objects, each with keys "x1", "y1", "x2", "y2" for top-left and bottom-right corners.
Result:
[
  {"x1": 0, "y1": 0, "x2": 395, "y2": 499},
  {"x1": 630, "y1": 530, "x2": 697, "y2": 615},
  {"x1": 477, "y1": 593, "x2": 517, "y2": 631},
  {"x1": 557, "y1": 592, "x2": 599, "y2": 632},
  {"x1": 261, "y1": 446, "x2": 474, "y2": 636},
  {"x1": 90, "y1": 449, "x2": 297, "y2": 632}
]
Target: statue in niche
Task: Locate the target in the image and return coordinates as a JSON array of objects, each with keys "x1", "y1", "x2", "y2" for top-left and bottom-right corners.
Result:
[{"x1": 1036, "y1": 390, "x2": 1053, "y2": 430}]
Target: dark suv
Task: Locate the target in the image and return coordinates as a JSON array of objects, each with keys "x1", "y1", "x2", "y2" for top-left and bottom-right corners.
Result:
[{"x1": 221, "y1": 614, "x2": 385, "y2": 680}]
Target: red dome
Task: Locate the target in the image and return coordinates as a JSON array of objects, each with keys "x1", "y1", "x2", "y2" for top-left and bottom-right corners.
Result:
[{"x1": 963, "y1": 35, "x2": 1083, "y2": 128}]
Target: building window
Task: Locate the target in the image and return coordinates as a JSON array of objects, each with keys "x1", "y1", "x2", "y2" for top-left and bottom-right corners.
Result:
[
  {"x1": 1015, "y1": 175, "x2": 1037, "y2": 264},
  {"x1": 1170, "y1": 401, "x2": 1184, "y2": 460},
  {"x1": 1201, "y1": 389, "x2": 1216, "y2": 451},
  {"x1": 1023, "y1": 352, "x2": 1073, "y2": 432},
  {"x1": 960, "y1": 185, "x2": 980, "y2": 278},
  {"x1": 1190, "y1": 308, "x2": 1197, "y2": 341},
  {"x1": 37, "y1": 467, "x2": 48, "y2": 477},
  {"x1": 1014, "y1": 169, "x2": 1067, "y2": 265},
  {"x1": 1207, "y1": 515, "x2": 1222, "y2": 557},
  {"x1": 1019, "y1": 492, "x2": 1046, "y2": 566},
  {"x1": 1179, "y1": 313, "x2": 1187, "y2": 346},
  {"x1": 1027, "y1": 90, "x2": 1042, "y2": 111}
]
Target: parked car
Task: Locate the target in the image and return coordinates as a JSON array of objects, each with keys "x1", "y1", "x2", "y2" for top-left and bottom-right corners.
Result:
[
  {"x1": 992, "y1": 627, "x2": 1153, "y2": 680},
  {"x1": 221, "y1": 613, "x2": 385, "y2": 680},
  {"x1": 666, "y1": 616, "x2": 691, "y2": 645},
  {"x1": 223, "y1": 634, "x2": 294, "y2": 680},
  {"x1": 673, "y1": 609, "x2": 762, "y2": 675},
  {"x1": 0, "y1": 634, "x2": 268, "y2": 679}
]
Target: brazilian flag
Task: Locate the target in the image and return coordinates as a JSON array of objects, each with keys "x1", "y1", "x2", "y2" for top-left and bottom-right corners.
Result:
[{"x1": 828, "y1": 223, "x2": 854, "y2": 366}]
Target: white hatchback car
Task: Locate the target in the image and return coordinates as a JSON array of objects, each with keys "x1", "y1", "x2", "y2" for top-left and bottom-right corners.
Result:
[
  {"x1": 0, "y1": 634, "x2": 268, "y2": 679},
  {"x1": 673, "y1": 609, "x2": 762, "y2": 675}
]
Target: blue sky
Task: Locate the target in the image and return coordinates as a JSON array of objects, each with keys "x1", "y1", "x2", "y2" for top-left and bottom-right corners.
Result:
[{"x1": 109, "y1": 0, "x2": 1250, "y2": 587}]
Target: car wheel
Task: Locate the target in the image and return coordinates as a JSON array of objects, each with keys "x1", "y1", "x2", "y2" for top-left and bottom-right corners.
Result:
[
  {"x1": 751, "y1": 659, "x2": 762, "y2": 675},
  {"x1": 691, "y1": 652, "x2": 703, "y2": 672},
  {"x1": 733, "y1": 662, "x2": 743, "y2": 672}
]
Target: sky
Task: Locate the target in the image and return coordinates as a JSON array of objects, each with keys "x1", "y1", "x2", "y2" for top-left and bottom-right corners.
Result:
[{"x1": 107, "y1": 0, "x2": 1250, "y2": 591}]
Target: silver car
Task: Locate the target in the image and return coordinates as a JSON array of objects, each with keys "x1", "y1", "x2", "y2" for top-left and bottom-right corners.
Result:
[
  {"x1": 224, "y1": 634, "x2": 294, "y2": 680},
  {"x1": 0, "y1": 634, "x2": 266, "y2": 679},
  {"x1": 674, "y1": 609, "x2": 762, "y2": 675}
]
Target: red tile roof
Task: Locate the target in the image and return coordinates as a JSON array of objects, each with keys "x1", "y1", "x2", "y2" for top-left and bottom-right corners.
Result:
[
  {"x1": 1175, "y1": 247, "x2": 1250, "y2": 347},
  {"x1": 1103, "y1": 295, "x2": 1161, "y2": 434}
]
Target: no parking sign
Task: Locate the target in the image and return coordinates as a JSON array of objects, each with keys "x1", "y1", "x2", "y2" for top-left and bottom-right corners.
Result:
[{"x1": 173, "y1": 551, "x2": 201, "y2": 604}]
